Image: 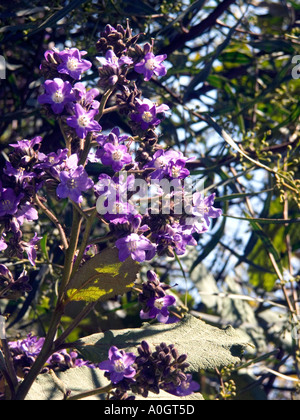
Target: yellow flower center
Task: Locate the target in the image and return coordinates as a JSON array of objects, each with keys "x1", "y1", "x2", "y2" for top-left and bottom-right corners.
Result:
[
  {"x1": 171, "y1": 166, "x2": 181, "y2": 178},
  {"x1": 52, "y1": 91, "x2": 64, "y2": 103},
  {"x1": 128, "y1": 241, "x2": 138, "y2": 252},
  {"x1": 114, "y1": 359, "x2": 125, "y2": 373},
  {"x1": 112, "y1": 150, "x2": 124, "y2": 162},
  {"x1": 77, "y1": 115, "x2": 90, "y2": 127},
  {"x1": 142, "y1": 111, "x2": 153, "y2": 123},
  {"x1": 67, "y1": 179, "x2": 78, "y2": 189},
  {"x1": 1, "y1": 199, "x2": 12, "y2": 210},
  {"x1": 67, "y1": 57, "x2": 78, "y2": 71},
  {"x1": 154, "y1": 298, "x2": 164, "y2": 310},
  {"x1": 145, "y1": 58, "x2": 156, "y2": 70}
]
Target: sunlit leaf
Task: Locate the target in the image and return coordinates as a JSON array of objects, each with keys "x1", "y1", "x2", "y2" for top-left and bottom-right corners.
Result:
[{"x1": 66, "y1": 248, "x2": 140, "y2": 303}]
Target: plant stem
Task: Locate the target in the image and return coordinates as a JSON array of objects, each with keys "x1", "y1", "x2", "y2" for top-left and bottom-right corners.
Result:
[
  {"x1": 58, "y1": 207, "x2": 82, "y2": 299},
  {"x1": 97, "y1": 87, "x2": 115, "y2": 121},
  {"x1": 0, "y1": 338, "x2": 18, "y2": 392},
  {"x1": 66, "y1": 383, "x2": 113, "y2": 401},
  {"x1": 14, "y1": 306, "x2": 64, "y2": 400},
  {"x1": 54, "y1": 302, "x2": 96, "y2": 350},
  {"x1": 34, "y1": 194, "x2": 69, "y2": 250},
  {"x1": 70, "y1": 208, "x2": 98, "y2": 278},
  {"x1": 79, "y1": 87, "x2": 115, "y2": 167},
  {"x1": 59, "y1": 118, "x2": 71, "y2": 156},
  {"x1": 15, "y1": 206, "x2": 82, "y2": 400}
]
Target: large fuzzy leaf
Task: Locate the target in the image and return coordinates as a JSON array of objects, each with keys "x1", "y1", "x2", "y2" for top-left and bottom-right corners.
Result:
[
  {"x1": 26, "y1": 366, "x2": 204, "y2": 400},
  {"x1": 74, "y1": 315, "x2": 249, "y2": 372},
  {"x1": 26, "y1": 367, "x2": 107, "y2": 400}
]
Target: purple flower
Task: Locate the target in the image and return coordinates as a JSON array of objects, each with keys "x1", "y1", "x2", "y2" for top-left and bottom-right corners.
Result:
[
  {"x1": 145, "y1": 150, "x2": 191, "y2": 180},
  {"x1": 168, "y1": 161, "x2": 190, "y2": 180},
  {"x1": 182, "y1": 193, "x2": 223, "y2": 234},
  {"x1": 23, "y1": 233, "x2": 42, "y2": 266},
  {"x1": 64, "y1": 153, "x2": 80, "y2": 171},
  {"x1": 57, "y1": 163, "x2": 94, "y2": 204},
  {"x1": 38, "y1": 78, "x2": 76, "y2": 114},
  {"x1": 95, "y1": 175, "x2": 142, "y2": 225},
  {"x1": 4, "y1": 162, "x2": 36, "y2": 184},
  {"x1": 97, "y1": 50, "x2": 133, "y2": 68},
  {"x1": 66, "y1": 103, "x2": 101, "y2": 139},
  {"x1": 153, "y1": 224, "x2": 197, "y2": 257},
  {"x1": 16, "y1": 203, "x2": 39, "y2": 226},
  {"x1": 0, "y1": 187, "x2": 22, "y2": 217},
  {"x1": 9, "y1": 136, "x2": 43, "y2": 154},
  {"x1": 130, "y1": 98, "x2": 169, "y2": 130},
  {"x1": 102, "y1": 200, "x2": 136, "y2": 225},
  {"x1": 134, "y1": 52, "x2": 167, "y2": 81},
  {"x1": 9, "y1": 334, "x2": 45, "y2": 358},
  {"x1": 164, "y1": 374, "x2": 200, "y2": 397},
  {"x1": 35, "y1": 149, "x2": 69, "y2": 175},
  {"x1": 98, "y1": 141, "x2": 132, "y2": 172},
  {"x1": 0, "y1": 264, "x2": 13, "y2": 279},
  {"x1": 74, "y1": 83, "x2": 100, "y2": 110},
  {"x1": 99, "y1": 346, "x2": 136, "y2": 384},
  {"x1": 138, "y1": 271, "x2": 174, "y2": 321},
  {"x1": 116, "y1": 233, "x2": 157, "y2": 263},
  {"x1": 57, "y1": 48, "x2": 92, "y2": 80},
  {"x1": 0, "y1": 236, "x2": 7, "y2": 252},
  {"x1": 48, "y1": 349, "x2": 96, "y2": 369},
  {"x1": 8, "y1": 333, "x2": 96, "y2": 374},
  {"x1": 95, "y1": 127, "x2": 129, "y2": 148},
  {"x1": 95, "y1": 173, "x2": 134, "y2": 202},
  {"x1": 42, "y1": 47, "x2": 60, "y2": 64},
  {"x1": 140, "y1": 295, "x2": 176, "y2": 324}
]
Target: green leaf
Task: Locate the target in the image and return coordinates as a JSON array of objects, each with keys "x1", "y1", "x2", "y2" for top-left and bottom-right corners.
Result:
[
  {"x1": 184, "y1": 17, "x2": 243, "y2": 101},
  {"x1": 40, "y1": 233, "x2": 49, "y2": 261},
  {"x1": 74, "y1": 315, "x2": 249, "y2": 372},
  {"x1": 220, "y1": 51, "x2": 252, "y2": 66},
  {"x1": 249, "y1": 40, "x2": 294, "y2": 54},
  {"x1": 66, "y1": 248, "x2": 140, "y2": 303},
  {"x1": 206, "y1": 74, "x2": 229, "y2": 89},
  {"x1": 201, "y1": 114, "x2": 275, "y2": 175},
  {"x1": 247, "y1": 218, "x2": 283, "y2": 272}
]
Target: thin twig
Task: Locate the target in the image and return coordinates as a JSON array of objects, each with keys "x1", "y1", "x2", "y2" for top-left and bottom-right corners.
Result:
[
  {"x1": 54, "y1": 302, "x2": 97, "y2": 350},
  {"x1": 66, "y1": 383, "x2": 113, "y2": 401},
  {"x1": 34, "y1": 194, "x2": 69, "y2": 250}
]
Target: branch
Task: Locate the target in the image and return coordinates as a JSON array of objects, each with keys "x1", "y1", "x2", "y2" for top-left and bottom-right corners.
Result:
[
  {"x1": 159, "y1": 0, "x2": 237, "y2": 56},
  {"x1": 34, "y1": 194, "x2": 69, "y2": 251}
]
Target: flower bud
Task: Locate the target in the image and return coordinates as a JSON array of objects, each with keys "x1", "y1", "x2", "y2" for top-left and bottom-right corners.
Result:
[{"x1": 109, "y1": 75, "x2": 119, "y2": 86}]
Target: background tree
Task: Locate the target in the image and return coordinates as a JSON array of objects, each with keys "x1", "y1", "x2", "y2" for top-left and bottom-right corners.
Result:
[{"x1": 1, "y1": 0, "x2": 300, "y2": 400}]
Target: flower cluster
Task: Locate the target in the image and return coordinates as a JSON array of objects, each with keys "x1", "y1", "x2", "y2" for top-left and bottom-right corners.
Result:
[
  {"x1": 39, "y1": 47, "x2": 101, "y2": 139},
  {"x1": 0, "y1": 22, "x2": 222, "y2": 305},
  {"x1": 0, "y1": 19, "x2": 227, "y2": 403},
  {"x1": 91, "y1": 23, "x2": 222, "y2": 264},
  {"x1": 99, "y1": 341, "x2": 200, "y2": 400},
  {"x1": 0, "y1": 264, "x2": 31, "y2": 300},
  {"x1": 7, "y1": 334, "x2": 95, "y2": 379},
  {"x1": 138, "y1": 270, "x2": 177, "y2": 324},
  {"x1": 0, "y1": 136, "x2": 42, "y2": 267}
]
